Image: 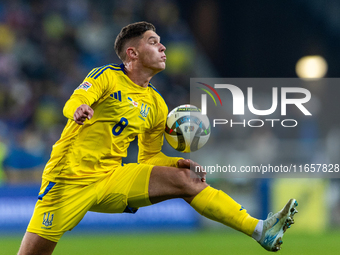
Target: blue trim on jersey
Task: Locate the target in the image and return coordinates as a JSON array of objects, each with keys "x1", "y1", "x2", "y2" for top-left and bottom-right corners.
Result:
[
  {"x1": 86, "y1": 68, "x2": 99, "y2": 78},
  {"x1": 113, "y1": 91, "x2": 122, "y2": 101},
  {"x1": 148, "y1": 84, "x2": 168, "y2": 111},
  {"x1": 148, "y1": 84, "x2": 163, "y2": 98},
  {"x1": 93, "y1": 65, "x2": 122, "y2": 79},
  {"x1": 88, "y1": 64, "x2": 121, "y2": 78},
  {"x1": 87, "y1": 63, "x2": 125, "y2": 79},
  {"x1": 38, "y1": 182, "x2": 56, "y2": 200},
  {"x1": 117, "y1": 91, "x2": 121, "y2": 101},
  {"x1": 120, "y1": 63, "x2": 126, "y2": 74},
  {"x1": 89, "y1": 64, "x2": 108, "y2": 78},
  {"x1": 123, "y1": 206, "x2": 138, "y2": 214}
]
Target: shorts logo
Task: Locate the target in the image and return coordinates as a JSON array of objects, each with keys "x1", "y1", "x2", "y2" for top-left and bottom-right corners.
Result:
[
  {"x1": 42, "y1": 212, "x2": 54, "y2": 229},
  {"x1": 76, "y1": 81, "x2": 92, "y2": 91}
]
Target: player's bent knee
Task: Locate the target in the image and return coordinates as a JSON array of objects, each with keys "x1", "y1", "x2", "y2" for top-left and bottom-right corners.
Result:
[
  {"x1": 173, "y1": 168, "x2": 207, "y2": 196},
  {"x1": 149, "y1": 166, "x2": 207, "y2": 202}
]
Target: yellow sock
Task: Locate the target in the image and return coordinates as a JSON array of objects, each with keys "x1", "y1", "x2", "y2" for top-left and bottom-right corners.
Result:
[{"x1": 190, "y1": 186, "x2": 259, "y2": 236}]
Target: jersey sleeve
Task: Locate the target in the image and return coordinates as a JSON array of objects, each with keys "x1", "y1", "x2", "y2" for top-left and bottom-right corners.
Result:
[
  {"x1": 137, "y1": 98, "x2": 183, "y2": 167},
  {"x1": 63, "y1": 67, "x2": 113, "y2": 119}
]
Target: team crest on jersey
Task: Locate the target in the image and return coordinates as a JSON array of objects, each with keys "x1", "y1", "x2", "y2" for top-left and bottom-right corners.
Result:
[
  {"x1": 127, "y1": 96, "x2": 138, "y2": 107},
  {"x1": 42, "y1": 212, "x2": 54, "y2": 229},
  {"x1": 76, "y1": 81, "x2": 92, "y2": 91},
  {"x1": 139, "y1": 103, "x2": 150, "y2": 121}
]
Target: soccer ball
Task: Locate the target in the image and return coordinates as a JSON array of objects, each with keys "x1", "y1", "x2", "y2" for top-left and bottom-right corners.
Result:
[{"x1": 164, "y1": 104, "x2": 210, "y2": 153}]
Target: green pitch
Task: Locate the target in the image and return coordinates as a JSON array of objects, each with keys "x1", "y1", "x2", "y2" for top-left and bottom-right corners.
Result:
[{"x1": 2, "y1": 230, "x2": 339, "y2": 255}]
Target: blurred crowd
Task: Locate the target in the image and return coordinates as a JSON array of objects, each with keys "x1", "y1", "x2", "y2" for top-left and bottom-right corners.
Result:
[
  {"x1": 1, "y1": 0, "x2": 339, "y2": 188},
  {"x1": 0, "y1": 0, "x2": 213, "y2": 184},
  {"x1": 1, "y1": 0, "x2": 339, "y2": 233}
]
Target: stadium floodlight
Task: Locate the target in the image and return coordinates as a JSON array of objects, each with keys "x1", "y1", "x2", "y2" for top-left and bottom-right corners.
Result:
[{"x1": 295, "y1": 55, "x2": 328, "y2": 79}]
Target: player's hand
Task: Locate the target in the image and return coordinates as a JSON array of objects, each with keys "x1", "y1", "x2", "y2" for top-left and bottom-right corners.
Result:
[
  {"x1": 177, "y1": 159, "x2": 206, "y2": 182},
  {"x1": 73, "y1": 104, "x2": 94, "y2": 125}
]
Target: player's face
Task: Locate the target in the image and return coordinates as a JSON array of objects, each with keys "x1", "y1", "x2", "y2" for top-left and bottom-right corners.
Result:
[{"x1": 136, "y1": 30, "x2": 166, "y2": 72}]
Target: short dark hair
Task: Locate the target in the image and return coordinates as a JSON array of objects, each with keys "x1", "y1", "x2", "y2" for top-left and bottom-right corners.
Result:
[{"x1": 114, "y1": 21, "x2": 156, "y2": 61}]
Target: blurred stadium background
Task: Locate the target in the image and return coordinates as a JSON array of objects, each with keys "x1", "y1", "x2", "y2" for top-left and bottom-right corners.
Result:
[{"x1": 1, "y1": 0, "x2": 340, "y2": 254}]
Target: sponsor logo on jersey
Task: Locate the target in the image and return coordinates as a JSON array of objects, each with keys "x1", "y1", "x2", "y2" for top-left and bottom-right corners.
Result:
[
  {"x1": 42, "y1": 212, "x2": 54, "y2": 229},
  {"x1": 127, "y1": 96, "x2": 138, "y2": 107},
  {"x1": 110, "y1": 91, "x2": 122, "y2": 101},
  {"x1": 76, "y1": 81, "x2": 92, "y2": 91}
]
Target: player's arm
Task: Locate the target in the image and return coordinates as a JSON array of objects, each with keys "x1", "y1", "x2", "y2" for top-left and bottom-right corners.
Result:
[
  {"x1": 138, "y1": 130, "x2": 206, "y2": 181},
  {"x1": 73, "y1": 104, "x2": 93, "y2": 125},
  {"x1": 138, "y1": 101, "x2": 206, "y2": 180},
  {"x1": 63, "y1": 68, "x2": 110, "y2": 124},
  {"x1": 177, "y1": 158, "x2": 206, "y2": 182},
  {"x1": 138, "y1": 106, "x2": 183, "y2": 167},
  {"x1": 137, "y1": 128, "x2": 183, "y2": 167},
  {"x1": 137, "y1": 93, "x2": 206, "y2": 179}
]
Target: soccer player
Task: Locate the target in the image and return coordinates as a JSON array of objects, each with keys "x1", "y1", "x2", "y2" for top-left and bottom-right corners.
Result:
[{"x1": 18, "y1": 21, "x2": 297, "y2": 255}]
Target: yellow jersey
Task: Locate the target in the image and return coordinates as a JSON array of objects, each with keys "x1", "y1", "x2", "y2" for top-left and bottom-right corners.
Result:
[{"x1": 42, "y1": 63, "x2": 182, "y2": 184}]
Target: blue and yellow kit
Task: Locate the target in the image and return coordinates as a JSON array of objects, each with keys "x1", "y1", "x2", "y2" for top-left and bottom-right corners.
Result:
[
  {"x1": 44, "y1": 63, "x2": 181, "y2": 184},
  {"x1": 27, "y1": 63, "x2": 182, "y2": 242}
]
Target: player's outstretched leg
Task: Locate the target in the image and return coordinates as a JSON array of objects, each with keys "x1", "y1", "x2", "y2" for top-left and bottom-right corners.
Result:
[
  {"x1": 190, "y1": 187, "x2": 298, "y2": 252},
  {"x1": 257, "y1": 199, "x2": 298, "y2": 252},
  {"x1": 148, "y1": 166, "x2": 298, "y2": 252},
  {"x1": 190, "y1": 186, "x2": 259, "y2": 236}
]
